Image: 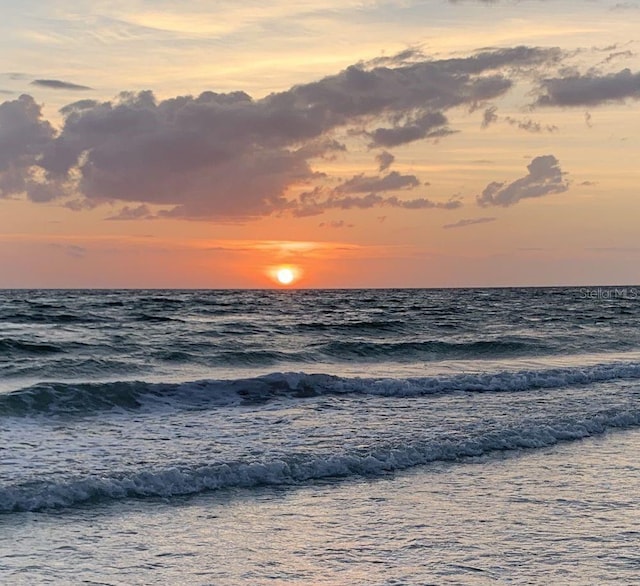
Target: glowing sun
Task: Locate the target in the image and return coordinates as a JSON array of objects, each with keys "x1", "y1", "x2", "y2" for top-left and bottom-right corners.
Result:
[
  {"x1": 267, "y1": 265, "x2": 302, "y2": 286},
  {"x1": 276, "y1": 267, "x2": 295, "y2": 285}
]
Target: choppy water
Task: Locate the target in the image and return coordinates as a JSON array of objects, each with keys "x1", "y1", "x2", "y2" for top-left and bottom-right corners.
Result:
[{"x1": 2, "y1": 287, "x2": 640, "y2": 584}]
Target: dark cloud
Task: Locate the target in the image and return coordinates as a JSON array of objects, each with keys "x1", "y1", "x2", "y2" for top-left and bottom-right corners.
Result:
[
  {"x1": 536, "y1": 68, "x2": 640, "y2": 107},
  {"x1": 337, "y1": 171, "x2": 420, "y2": 193},
  {"x1": 481, "y1": 106, "x2": 557, "y2": 132},
  {"x1": 31, "y1": 79, "x2": 93, "y2": 91},
  {"x1": 476, "y1": 155, "x2": 569, "y2": 207},
  {"x1": 375, "y1": 150, "x2": 395, "y2": 172},
  {"x1": 443, "y1": 217, "x2": 497, "y2": 229},
  {"x1": 481, "y1": 106, "x2": 498, "y2": 128},
  {"x1": 385, "y1": 195, "x2": 461, "y2": 210},
  {"x1": 369, "y1": 112, "x2": 454, "y2": 147},
  {"x1": 0, "y1": 95, "x2": 56, "y2": 198},
  {"x1": 504, "y1": 116, "x2": 557, "y2": 133},
  {"x1": 0, "y1": 46, "x2": 562, "y2": 219},
  {"x1": 481, "y1": 106, "x2": 556, "y2": 132},
  {"x1": 362, "y1": 48, "x2": 426, "y2": 68},
  {"x1": 294, "y1": 188, "x2": 461, "y2": 216}
]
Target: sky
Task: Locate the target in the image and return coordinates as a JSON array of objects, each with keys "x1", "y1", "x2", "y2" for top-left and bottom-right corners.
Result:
[{"x1": 1, "y1": 0, "x2": 639, "y2": 288}]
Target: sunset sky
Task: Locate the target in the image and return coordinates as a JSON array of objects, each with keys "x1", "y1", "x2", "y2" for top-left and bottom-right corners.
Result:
[{"x1": 1, "y1": 0, "x2": 639, "y2": 288}]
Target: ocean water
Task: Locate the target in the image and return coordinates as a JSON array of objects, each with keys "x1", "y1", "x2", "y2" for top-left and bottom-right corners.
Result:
[{"x1": 2, "y1": 287, "x2": 640, "y2": 584}]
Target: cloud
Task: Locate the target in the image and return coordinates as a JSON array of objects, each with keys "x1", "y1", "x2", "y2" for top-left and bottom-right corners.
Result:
[
  {"x1": 31, "y1": 79, "x2": 93, "y2": 91},
  {"x1": 318, "y1": 220, "x2": 354, "y2": 228},
  {"x1": 369, "y1": 112, "x2": 454, "y2": 147},
  {"x1": 295, "y1": 188, "x2": 461, "y2": 216},
  {"x1": 49, "y1": 243, "x2": 86, "y2": 258},
  {"x1": 481, "y1": 106, "x2": 556, "y2": 132},
  {"x1": 476, "y1": 155, "x2": 569, "y2": 207},
  {"x1": 536, "y1": 68, "x2": 640, "y2": 107},
  {"x1": 443, "y1": 217, "x2": 497, "y2": 229},
  {"x1": 504, "y1": 116, "x2": 557, "y2": 133},
  {"x1": 375, "y1": 150, "x2": 395, "y2": 172},
  {"x1": 0, "y1": 46, "x2": 561, "y2": 219},
  {"x1": 601, "y1": 50, "x2": 635, "y2": 65},
  {"x1": 481, "y1": 106, "x2": 498, "y2": 128},
  {"x1": 106, "y1": 204, "x2": 155, "y2": 220},
  {"x1": 337, "y1": 171, "x2": 420, "y2": 193},
  {"x1": 0, "y1": 95, "x2": 56, "y2": 198}
]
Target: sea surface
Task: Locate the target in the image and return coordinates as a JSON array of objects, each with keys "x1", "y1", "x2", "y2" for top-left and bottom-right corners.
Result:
[{"x1": 2, "y1": 287, "x2": 640, "y2": 584}]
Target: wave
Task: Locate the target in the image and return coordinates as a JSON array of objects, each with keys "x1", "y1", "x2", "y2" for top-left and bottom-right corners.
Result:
[
  {"x1": 296, "y1": 319, "x2": 408, "y2": 333},
  {"x1": 0, "y1": 338, "x2": 66, "y2": 355},
  {"x1": 0, "y1": 357, "x2": 148, "y2": 380},
  {"x1": 2, "y1": 406, "x2": 638, "y2": 513},
  {"x1": 0, "y1": 311, "x2": 97, "y2": 324},
  {"x1": 134, "y1": 313, "x2": 182, "y2": 323},
  {"x1": 3, "y1": 360, "x2": 640, "y2": 417},
  {"x1": 317, "y1": 339, "x2": 542, "y2": 359}
]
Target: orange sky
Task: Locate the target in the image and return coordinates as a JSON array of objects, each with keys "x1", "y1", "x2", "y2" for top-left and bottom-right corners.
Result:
[{"x1": 1, "y1": 0, "x2": 639, "y2": 287}]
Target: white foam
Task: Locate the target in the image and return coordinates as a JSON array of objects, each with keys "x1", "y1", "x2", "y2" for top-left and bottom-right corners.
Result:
[{"x1": 3, "y1": 405, "x2": 639, "y2": 513}]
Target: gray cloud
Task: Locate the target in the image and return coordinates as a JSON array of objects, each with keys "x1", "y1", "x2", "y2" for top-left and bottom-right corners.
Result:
[
  {"x1": 481, "y1": 106, "x2": 556, "y2": 132},
  {"x1": 375, "y1": 150, "x2": 395, "y2": 172},
  {"x1": 0, "y1": 46, "x2": 562, "y2": 219},
  {"x1": 504, "y1": 116, "x2": 557, "y2": 133},
  {"x1": 369, "y1": 112, "x2": 454, "y2": 147},
  {"x1": 481, "y1": 106, "x2": 498, "y2": 128},
  {"x1": 337, "y1": 171, "x2": 420, "y2": 193},
  {"x1": 106, "y1": 204, "x2": 154, "y2": 220},
  {"x1": 443, "y1": 217, "x2": 497, "y2": 229},
  {"x1": 295, "y1": 188, "x2": 461, "y2": 216},
  {"x1": 31, "y1": 79, "x2": 93, "y2": 91},
  {"x1": 536, "y1": 68, "x2": 640, "y2": 107},
  {"x1": 601, "y1": 50, "x2": 635, "y2": 65},
  {"x1": 0, "y1": 95, "x2": 56, "y2": 197},
  {"x1": 476, "y1": 155, "x2": 569, "y2": 207}
]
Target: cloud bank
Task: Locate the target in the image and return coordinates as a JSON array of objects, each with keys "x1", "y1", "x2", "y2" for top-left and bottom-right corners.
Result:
[{"x1": 0, "y1": 46, "x2": 567, "y2": 220}]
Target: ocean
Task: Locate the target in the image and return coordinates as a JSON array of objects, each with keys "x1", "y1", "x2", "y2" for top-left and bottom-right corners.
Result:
[{"x1": 1, "y1": 287, "x2": 640, "y2": 584}]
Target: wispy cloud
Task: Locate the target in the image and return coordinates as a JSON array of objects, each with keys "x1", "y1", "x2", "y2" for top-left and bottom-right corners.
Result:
[
  {"x1": 443, "y1": 217, "x2": 497, "y2": 229},
  {"x1": 31, "y1": 79, "x2": 93, "y2": 91}
]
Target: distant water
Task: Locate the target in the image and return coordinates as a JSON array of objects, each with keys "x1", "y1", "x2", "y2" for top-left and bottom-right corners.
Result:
[{"x1": 2, "y1": 287, "x2": 640, "y2": 584}]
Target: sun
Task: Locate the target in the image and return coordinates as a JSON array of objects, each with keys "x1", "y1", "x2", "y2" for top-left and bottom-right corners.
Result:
[
  {"x1": 268, "y1": 265, "x2": 301, "y2": 286},
  {"x1": 276, "y1": 267, "x2": 295, "y2": 285}
]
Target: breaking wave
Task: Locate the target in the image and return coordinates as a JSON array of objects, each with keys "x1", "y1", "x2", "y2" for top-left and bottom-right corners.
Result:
[
  {"x1": 2, "y1": 406, "x2": 638, "y2": 513},
  {"x1": 3, "y1": 360, "x2": 640, "y2": 417}
]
